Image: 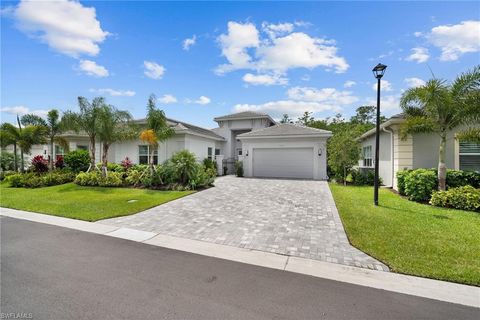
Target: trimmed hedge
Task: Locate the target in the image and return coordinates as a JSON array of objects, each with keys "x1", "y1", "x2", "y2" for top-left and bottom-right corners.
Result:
[
  {"x1": 349, "y1": 169, "x2": 381, "y2": 186},
  {"x1": 430, "y1": 186, "x2": 480, "y2": 212},
  {"x1": 64, "y1": 150, "x2": 90, "y2": 173},
  {"x1": 74, "y1": 171, "x2": 123, "y2": 187},
  {"x1": 403, "y1": 169, "x2": 438, "y2": 202},
  {"x1": 5, "y1": 171, "x2": 76, "y2": 188}
]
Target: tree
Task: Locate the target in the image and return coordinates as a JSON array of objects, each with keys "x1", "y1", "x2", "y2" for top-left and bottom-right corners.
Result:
[
  {"x1": 21, "y1": 110, "x2": 69, "y2": 170},
  {"x1": 280, "y1": 114, "x2": 292, "y2": 124},
  {"x1": 0, "y1": 123, "x2": 20, "y2": 171},
  {"x1": 350, "y1": 105, "x2": 386, "y2": 125},
  {"x1": 297, "y1": 111, "x2": 314, "y2": 126},
  {"x1": 97, "y1": 104, "x2": 135, "y2": 177},
  {"x1": 63, "y1": 97, "x2": 104, "y2": 172},
  {"x1": 328, "y1": 130, "x2": 360, "y2": 185},
  {"x1": 142, "y1": 94, "x2": 175, "y2": 175},
  {"x1": 400, "y1": 65, "x2": 480, "y2": 191}
]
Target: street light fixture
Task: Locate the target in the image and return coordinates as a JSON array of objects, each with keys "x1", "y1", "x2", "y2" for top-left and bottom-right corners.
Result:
[{"x1": 372, "y1": 63, "x2": 387, "y2": 206}]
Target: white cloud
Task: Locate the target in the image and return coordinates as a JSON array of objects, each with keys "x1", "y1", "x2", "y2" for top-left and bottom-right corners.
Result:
[
  {"x1": 242, "y1": 73, "x2": 288, "y2": 86},
  {"x1": 195, "y1": 96, "x2": 211, "y2": 105},
  {"x1": 78, "y1": 60, "x2": 109, "y2": 77},
  {"x1": 144, "y1": 61, "x2": 165, "y2": 80},
  {"x1": 234, "y1": 100, "x2": 341, "y2": 118},
  {"x1": 344, "y1": 80, "x2": 356, "y2": 88},
  {"x1": 89, "y1": 88, "x2": 135, "y2": 97},
  {"x1": 216, "y1": 21, "x2": 348, "y2": 76},
  {"x1": 405, "y1": 47, "x2": 430, "y2": 63},
  {"x1": 372, "y1": 80, "x2": 393, "y2": 92},
  {"x1": 287, "y1": 87, "x2": 359, "y2": 105},
  {"x1": 426, "y1": 20, "x2": 480, "y2": 61},
  {"x1": 158, "y1": 94, "x2": 178, "y2": 104},
  {"x1": 404, "y1": 77, "x2": 426, "y2": 88},
  {"x1": 1, "y1": 105, "x2": 49, "y2": 117},
  {"x1": 413, "y1": 31, "x2": 423, "y2": 37},
  {"x1": 262, "y1": 22, "x2": 294, "y2": 39},
  {"x1": 13, "y1": 0, "x2": 109, "y2": 58},
  {"x1": 366, "y1": 95, "x2": 401, "y2": 114},
  {"x1": 183, "y1": 35, "x2": 196, "y2": 51},
  {"x1": 216, "y1": 21, "x2": 260, "y2": 74}
]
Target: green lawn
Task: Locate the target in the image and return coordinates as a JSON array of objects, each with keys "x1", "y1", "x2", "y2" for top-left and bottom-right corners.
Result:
[
  {"x1": 0, "y1": 183, "x2": 194, "y2": 222},
  {"x1": 329, "y1": 184, "x2": 480, "y2": 286}
]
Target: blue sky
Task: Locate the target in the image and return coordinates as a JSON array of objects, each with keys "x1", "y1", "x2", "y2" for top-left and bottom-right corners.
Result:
[{"x1": 1, "y1": 1, "x2": 479, "y2": 128}]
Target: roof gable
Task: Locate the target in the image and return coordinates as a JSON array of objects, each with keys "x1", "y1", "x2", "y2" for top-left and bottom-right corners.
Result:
[{"x1": 238, "y1": 123, "x2": 332, "y2": 138}]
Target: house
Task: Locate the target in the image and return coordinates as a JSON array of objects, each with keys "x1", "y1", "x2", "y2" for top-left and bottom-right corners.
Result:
[
  {"x1": 10, "y1": 111, "x2": 332, "y2": 180},
  {"x1": 357, "y1": 114, "x2": 480, "y2": 189}
]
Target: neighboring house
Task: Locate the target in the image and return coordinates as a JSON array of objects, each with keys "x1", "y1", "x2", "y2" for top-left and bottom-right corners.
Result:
[
  {"x1": 357, "y1": 114, "x2": 480, "y2": 189},
  {"x1": 6, "y1": 111, "x2": 332, "y2": 180}
]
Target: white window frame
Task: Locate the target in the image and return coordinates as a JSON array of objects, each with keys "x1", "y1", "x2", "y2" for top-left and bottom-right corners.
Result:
[
  {"x1": 362, "y1": 145, "x2": 373, "y2": 167},
  {"x1": 138, "y1": 145, "x2": 158, "y2": 165}
]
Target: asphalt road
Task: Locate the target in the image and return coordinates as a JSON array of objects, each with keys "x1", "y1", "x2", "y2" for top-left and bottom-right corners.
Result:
[{"x1": 1, "y1": 216, "x2": 478, "y2": 320}]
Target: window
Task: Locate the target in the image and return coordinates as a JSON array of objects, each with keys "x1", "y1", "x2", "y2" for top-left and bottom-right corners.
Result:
[
  {"x1": 139, "y1": 145, "x2": 158, "y2": 165},
  {"x1": 215, "y1": 148, "x2": 221, "y2": 156},
  {"x1": 362, "y1": 146, "x2": 373, "y2": 167},
  {"x1": 207, "y1": 147, "x2": 213, "y2": 160},
  {"x1": 459, "y1": 142, "x2": 480, "y2": 172},
  {"x1": 77, "y1": 145, "x2": 88, "y2": 151},
  {"x1": 237, "y1": 148, "x2": 242, "y2": 156},
  {"x1": 55, "y1": 145, "x2": 65, "y2": 160}
]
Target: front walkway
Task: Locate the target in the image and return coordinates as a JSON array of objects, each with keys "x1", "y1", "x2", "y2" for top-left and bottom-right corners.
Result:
[{"x1": 101, "y1": 176, "x2": 388, "y2": 271}]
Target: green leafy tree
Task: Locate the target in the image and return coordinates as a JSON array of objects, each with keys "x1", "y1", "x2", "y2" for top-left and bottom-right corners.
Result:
[
  {"x1": 328, "y1": 131, "x2": 361, "y2": 185},
  {"x1": 297, "y1": 111, "x2": 314, "y2": 126},
  {"x1": 0, "y1": 123, "x2": 19, "y2": 171},
  {"x1": 400, "y1": 66, "x2": 480, "y2": 191},
  {"x1": 144, "y1": 94, "x2": 175, "y2": 175},
  {"x1": 21, "y1": 110, "x2": 69, "y2": 170},
  {"x1": 63, "y1": 97, "x2": 104, "y2": 171},
  {"x1": 97, "y1": 104, "x2": 136, "y2": 177},
  {"x1": 350, "y1": 105, "x2": 386, "y2": 125},
  {"x1": 280, "y1": 114, "x2": 292, "y2": 124}
]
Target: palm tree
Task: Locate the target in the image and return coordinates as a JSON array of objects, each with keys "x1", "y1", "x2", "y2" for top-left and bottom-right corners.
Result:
[
  {"x1": 142, "y1": 94, "x2": 175, "y2": 175},
  {"x1": 63, "y1": 97, "x2": 104, "y2": 172},
  {"x1": 400, "y1": 65, "x2": 480, "y2": 191},
  {"x1": 0, "y1": 123, "x2": 20, "y2": 171},
  {"x1": 21, "y1": 110, "x2": 69, "y2": 170},
  {"x1": 97, "y1": 104, "x2": 136, "y2": 177}
]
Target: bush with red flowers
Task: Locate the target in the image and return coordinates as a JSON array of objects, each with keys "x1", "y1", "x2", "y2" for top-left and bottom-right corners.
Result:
[
  {"x1": 121, "y1": 156, "x2": 133, "y2": 171},
  {"x1": 55, "y1": 156, "x2": 65, "y2": 169},
  {"x1": 31, "y1": 155, "x2": 48, "y2": 173}
]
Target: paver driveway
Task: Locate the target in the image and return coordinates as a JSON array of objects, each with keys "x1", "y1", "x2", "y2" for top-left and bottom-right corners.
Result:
[{"x1": 101, "y1": 176, "x2": 388, "y2": 271}]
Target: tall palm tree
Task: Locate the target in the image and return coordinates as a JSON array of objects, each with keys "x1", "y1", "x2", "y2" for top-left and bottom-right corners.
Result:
[
  {"x1": 0, "y1": 123, "x2": 20, "y2": 171},
  {"x1": 21, "y1": 110, "x2": 69, "y2": 170},
  {"x1": 97, "y1": 104, "x2": 136, "y2": 177},
  {"x1": 63, "y1": 97, "x2": 104, "y2": 172},
  {"x1": 142, "y1": 94, "x2": 175, "y2": 175},
  {"x1": 400, "y1": 65, "x2": 480, "y2": 191}
]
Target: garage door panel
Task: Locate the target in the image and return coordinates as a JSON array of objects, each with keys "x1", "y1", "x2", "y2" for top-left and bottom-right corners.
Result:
[{"x1": 253, "y1": 148, "x2": 313, "y2": 179}]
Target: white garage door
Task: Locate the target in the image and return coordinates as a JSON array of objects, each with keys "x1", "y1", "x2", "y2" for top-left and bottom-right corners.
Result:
[{"x1": 252, "y1": 148, "x2": 314, "y2": 179}]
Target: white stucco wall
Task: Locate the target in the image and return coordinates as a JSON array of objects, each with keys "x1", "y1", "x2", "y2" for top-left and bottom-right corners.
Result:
[
  {"x1": 184, "y1": 134, "x2": 216, "y2": 161},
  {"x1": 240, "y1": 137, "x2": 328, "y2": 180},
  {"x1": 359, "y1": 131, "x2": 393, "y2": 187}
]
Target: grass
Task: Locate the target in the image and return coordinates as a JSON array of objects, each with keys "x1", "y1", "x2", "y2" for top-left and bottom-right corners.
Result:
[
  {"x1": 329, "y1": 184, "x2": 480, "y2": 286},
  {"x1": 0, "y1": 182, "x2": 194, "y2": 222}
]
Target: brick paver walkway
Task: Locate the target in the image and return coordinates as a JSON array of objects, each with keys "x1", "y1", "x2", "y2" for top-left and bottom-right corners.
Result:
[{"x1": 101, "y1": 176, "x2": 388, "y2": 271}]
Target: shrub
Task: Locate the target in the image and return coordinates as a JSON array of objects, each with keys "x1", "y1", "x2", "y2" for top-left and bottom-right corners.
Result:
[
  {"x1": 446, "y1": 170, "x2": 480, "y2": 189},
  {"x1": 189, "y1": 166, "x2": 216, "y2": 189},
  {"x1": 74, "y1": 171, "x2": 124, "y2": 187},
  {"x1": 235, "y1": 161, "x2": 244, "y2": 177},
  {"x1": 125, "y1": 169, "x2": 143, "y2": 186},
  {"x1": 350, "y1": 169, "x2": 380, "y2": 186},
  {"x1": 170, "y1": 150, "x2": 198, "y2": 185},
  {"x1": 396, "y1": 169, "x2": 411, "y2": 195},
  {"x1": 159, "y1": 161, "x2": 178, "y2": 185},
  {"x1": 106, "y1": 162, "x2": 124, "y2": 172},
  {"x1": 0, "y1": 152, "x2": 15, "y2": 171},
  {"x1": 31, "y1": 155, "x2": 49, "y2": 173},
  {"x1": 5, "y1": 171, "x2": 75, "y2": 188},
  {"x1": 131, "y1": 164, "x2": 148, "y2": 172},
  {"x1": 202, "y1": 158, "x2": 217, "y2": 172},
  {"x1": 430, "y1": 186, "x2": 480, "y2": 212},
  {"x1": 404, "y1": 169, "x2": 438, "y2": 202},
  {"x1": 55, "y1": 156, "x2": 65, "y2": 169},
  {"x1": 121, "y1": 157, "x2": 133, "y2": 171},
  {"x1": 0, "y1": 170, "x2": 16, "y2": 181},
  {"x1": 64, "y1": 150, "x2": 90, "y2": 173}
]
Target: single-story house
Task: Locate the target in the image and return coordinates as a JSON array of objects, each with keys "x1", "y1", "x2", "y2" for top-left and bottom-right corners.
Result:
[
  {"x1": 357, "y1": 114, "x2": 480, "y2": 189},
  {"x1": 7, "y1": 111, "x2": 332, "y2": 180}
]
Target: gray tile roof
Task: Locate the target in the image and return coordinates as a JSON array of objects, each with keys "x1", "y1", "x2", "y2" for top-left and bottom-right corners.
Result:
[
  {"x1": 238, "y1": 123, "x2": 332, "y2": 138},
  {"x1": 134, "y1": 118, "x2": 225, "y2": 141},
  {"x1": 214, "y1": 111, "x2": 275, "y2": 122}
]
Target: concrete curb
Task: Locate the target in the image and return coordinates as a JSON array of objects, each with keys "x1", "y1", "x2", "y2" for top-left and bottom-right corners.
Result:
[{"x1": 1, "y1": 207, "x2": 479, "y2": 308}]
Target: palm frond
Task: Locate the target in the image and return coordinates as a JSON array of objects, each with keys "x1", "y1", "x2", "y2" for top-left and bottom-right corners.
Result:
[
  {"x1": 53, "y1": 136, "x2": 70, "y2": 152},
  {"x1": 21, "y1": 114, "x2": 47, "y2": 127},
  {"x1": 399, "y1": 116, "x2": 437, "y2": 140},
  {"x1": 456, "y1": 127, "x2": 480, "y2": 144}
]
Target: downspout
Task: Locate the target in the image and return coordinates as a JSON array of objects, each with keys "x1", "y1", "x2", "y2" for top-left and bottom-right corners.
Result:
[{"x1": 382, "y1": 127, "x2": 394, "y2": 188}]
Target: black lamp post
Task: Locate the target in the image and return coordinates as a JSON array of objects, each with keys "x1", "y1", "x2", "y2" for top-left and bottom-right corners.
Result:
[{"x1": 372, "y1": 63, "x2": 387, "y2": 206}]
